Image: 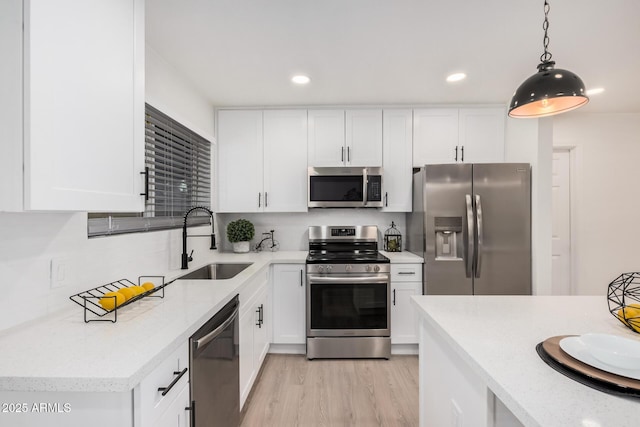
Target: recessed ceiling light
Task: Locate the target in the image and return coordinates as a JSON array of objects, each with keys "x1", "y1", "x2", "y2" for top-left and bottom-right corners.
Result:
[
  {"x1": 446, "y1": 73, "x2": 466, "y2": 83},
  {"x1": 586, "y1": 87, "x2": 605, "y2": 96},
  {"x1": 291, "y1": 75, "x2": 310, "y2": 85}
]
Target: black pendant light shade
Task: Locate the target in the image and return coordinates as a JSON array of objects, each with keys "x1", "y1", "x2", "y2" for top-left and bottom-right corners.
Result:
[
  {"x1": 509, "y1": 61, "x2": 589, "y2": 118},
  {"x1": 508, "y1": 0, "x2": 589, "y2": 118}
]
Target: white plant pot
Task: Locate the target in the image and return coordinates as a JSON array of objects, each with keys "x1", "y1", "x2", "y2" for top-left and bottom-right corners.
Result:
[{"x1": 232, "y1": 241, "x2": 250, "y2": 253}]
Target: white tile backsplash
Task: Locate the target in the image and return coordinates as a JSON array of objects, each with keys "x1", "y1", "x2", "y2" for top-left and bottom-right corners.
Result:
[
  {"x1": 217, "y1": 210, "x2": 406, "y2": 252},
  {"x1": 0, "y1": 209, "x2": 406, "y2": 331},
  {"x1": 0, "y1": 212, "x2": 215, "y2": 331}
]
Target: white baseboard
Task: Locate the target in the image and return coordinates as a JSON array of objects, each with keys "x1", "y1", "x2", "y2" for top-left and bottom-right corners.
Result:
[
  {"x1": 268, "y1": 343, "x2": 306, "y2": 355},
  {"x1": 391, "y1": 344, "x2": 419, "y2": 355}
]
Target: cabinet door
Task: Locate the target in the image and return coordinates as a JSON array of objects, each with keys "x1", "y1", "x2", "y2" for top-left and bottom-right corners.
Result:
[
  {"x1": 458, "y1": 108, "x2": 505, "y2": 163},
  {"x1": 218, "y1": 110, "x2": 264, "y2": 212},
  {"x1": 391, "y1": 281, "x2": 422, "y2": 344},
  {"x1": 24, "y1": 0, "x2": 145, "y2": 211},
  {"x1": 307, "y1": 109, "x2": 345, "y2": 166},
  {"x1": 382, "y1": 109, "x2": 413, "y2": 212},
  {"x1": 413, "y1": 109, "x2": 458, "y2": 166},
  {"x1": 0, "y1": 0, "x2": 23, "y2": 211},
  {"x1": 345, "y1": 109, "x2": 383, "y2": 166},
  {"x1": 253, "y1": 285, "x2": 270, "y2": 369},
  {"x1": 239, "y1": 307, "x2": 255, "y2": 409},
  {"x1": 155, "y1": 383, "x2": 190, "y2": 427},
  {"x1": 263, "y1": 110, "x2": 308, "y2": 212},
  {"x1": 272, "y1": 264, "x2": 306, "y2": 344}
]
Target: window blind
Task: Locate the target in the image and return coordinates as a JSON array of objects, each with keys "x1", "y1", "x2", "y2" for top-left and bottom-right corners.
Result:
[{"x1": 88, "y1": 104, "x2": 212, "y2": 237}]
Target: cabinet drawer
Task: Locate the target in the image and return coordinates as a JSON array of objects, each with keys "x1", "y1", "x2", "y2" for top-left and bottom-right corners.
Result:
[
  {"x1": 137, "y1": 342, "x2": 189, "y2": 427},
  {"x1": 391, "y1": 264, "x2": 422, "y2": 282}
]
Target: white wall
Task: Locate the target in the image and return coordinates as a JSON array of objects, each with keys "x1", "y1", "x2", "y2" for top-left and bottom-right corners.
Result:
[
  {"x1": 504, "y1": 118, "x2": 553, "y2": 295},
  {"x1": 217, "y1": 211, "x2": 406, "y2": 252},
  {"x1": 553, "y1": 113, "x2": 640, "y2": 295},
  {"x1": 0, "y1": 46, "x2": 216, "y2": 332}
]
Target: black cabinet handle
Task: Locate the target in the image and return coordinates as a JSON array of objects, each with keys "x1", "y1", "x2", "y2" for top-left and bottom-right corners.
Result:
[
  {"x1": 454, "y1": 146, "x2": 458, "y2": 162},
  {"x1": 158, "y1": 367, "x2": 188, "y2": 396},
  {"x1": 265, "y1": 192, "x2": 268, "y2": 207},
  {"x1": 393, "y1": 289, "x2": 396, "y2": 306},
  {"x1": 256, "y1": 304, "x2": 264, "y2": 328},
  {"x1": 139, "y1": 167, "x2": 149, "y2": 201},
  {"x1": 347, "y1": 146, "x2": 350, "y2": 162},
  {"x1": 258, "y1": 192, "x2": 261, "y2": 207},
  {"x1": 341, "y1": 147, "x2": 344, "y2": 162},
  {"x1": 300, "y1": 270, "x2": 303, "y2": 287},
  {"x1": 385, "y1": 192, "x2": 388, "y2": 207},
  {"x1": 461, "y1": 146, "x2": 464, "y2": 162}
]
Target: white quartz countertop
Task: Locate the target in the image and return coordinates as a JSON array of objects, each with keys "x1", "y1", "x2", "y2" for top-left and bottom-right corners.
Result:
[
  {"x1": 0, "y1": 251, "x2": 307, "y2": 393},
  {"x1": 380, "y1": 250, "x2": 424, "y2": 263},
  {"x1": 411, "y1": 295, "x2": 640, "y2": 427}
]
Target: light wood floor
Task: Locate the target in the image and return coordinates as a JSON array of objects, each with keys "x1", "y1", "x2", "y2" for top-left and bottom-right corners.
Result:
[{"x1": 240, "y1": 354, "x2": 419, "y2": 427}]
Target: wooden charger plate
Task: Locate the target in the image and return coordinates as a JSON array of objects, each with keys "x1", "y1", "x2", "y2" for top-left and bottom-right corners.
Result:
[{"x1": 536, "y1": 335, "x2": 640, "y2": 397}]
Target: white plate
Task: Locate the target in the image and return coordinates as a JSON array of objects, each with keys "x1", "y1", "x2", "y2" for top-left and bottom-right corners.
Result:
[
  {"x1": 580, "y1": 333, "x2": 640, "y2": 370},
  {"x1": 559, "y1": 336, "x2": 640, "y2": 380}
]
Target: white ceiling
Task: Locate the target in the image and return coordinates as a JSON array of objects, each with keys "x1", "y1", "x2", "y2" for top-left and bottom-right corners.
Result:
[{"x1": 146, "y1": 0, "x2": 640, "y2": 113}]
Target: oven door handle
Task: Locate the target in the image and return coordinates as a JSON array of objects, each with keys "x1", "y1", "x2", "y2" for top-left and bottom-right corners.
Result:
[{"x1": 307, "y1": 275, "x2": 389, "y2": 284}]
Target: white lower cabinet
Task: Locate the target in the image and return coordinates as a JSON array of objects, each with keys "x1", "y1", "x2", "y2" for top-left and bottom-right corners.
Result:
[
  {"x1": 271, "y1": 264, "x2": 306, "y2": 345},
  {"x1": 391, "y1": 264, "x2": 423, "y2": 345},
  {"x1": 154, "y1": 382, "x2": 191, "y2": 427},
  {"x1": 135, "y1": 343, "x2": 190, "y2": 427},
  {"x1": 239, "y1": 268, "x2": 270, "y2": 409}
]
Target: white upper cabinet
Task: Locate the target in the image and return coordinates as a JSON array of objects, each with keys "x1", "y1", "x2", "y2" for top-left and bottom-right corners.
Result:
[
  {"x1": 218, "y1": 109, "x2": 308, "y2": 213},
  {"x1": 308, "y1": 109, "x2": 382, "y2": 167},
  {"x1": 0, "y1": 0, "x2": 145, "y2": 212},
  {"x1": 217, "y1": 110, "x2": 264, "y2": 213},
  {"x1": 307, "y1": 109, "x2": 345, "y2": 167},
  {"x1": 413, "y1": 108, "x2": 459, "y2": 166},
  {"x1": 345, "y1": 109, "x2": 383, "y2": 166},
  {"x1": 382, "y1": 109, "x2": 413, "y2": 212},
  {"x1": 413, "y1": 107, "x2": 505, "y2": 166},
  {"x1": 458, "y1": 108, "x2": 505, "y2": 163},
  {"x1": 263, "y1": 110, "x2": 308, "y2": 212}
]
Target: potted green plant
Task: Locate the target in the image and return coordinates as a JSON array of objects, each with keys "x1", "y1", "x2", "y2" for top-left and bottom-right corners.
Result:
[{"x1": 226, "y1": 219, "x2": 255, "y2": 253}]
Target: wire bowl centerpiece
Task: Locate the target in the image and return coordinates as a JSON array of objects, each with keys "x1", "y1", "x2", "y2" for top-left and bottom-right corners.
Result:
[{"x1": 607, "y1": 272, "x2": 640, "y2": 334}]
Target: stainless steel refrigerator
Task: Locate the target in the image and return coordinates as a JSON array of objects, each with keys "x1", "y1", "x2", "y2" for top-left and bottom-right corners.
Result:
[{"x1": 407, "y1": 163, "x2": 531, "y2": 295}]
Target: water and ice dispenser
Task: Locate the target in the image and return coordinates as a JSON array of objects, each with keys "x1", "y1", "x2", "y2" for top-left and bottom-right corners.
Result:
[{"x1": 434, "y1": 217, "x2": 463, "y2": 260}]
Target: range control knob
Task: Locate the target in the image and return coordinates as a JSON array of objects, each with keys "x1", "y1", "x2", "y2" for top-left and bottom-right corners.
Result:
[
  {"x1": 365, "y1": 265, "x2": 372, "y2": 272},
  {"x1": 317, "y1": 265, "x2": 325, "y2": 273},
  {"x1": 374, "y1": 265, "x2": 380, "y2": 272},
  {"x1": 327, "y1": 265, "x2": 333, "y2": 272},
  {"x1": 345, "y1": 264, "x2": 353, "y2": 272}
]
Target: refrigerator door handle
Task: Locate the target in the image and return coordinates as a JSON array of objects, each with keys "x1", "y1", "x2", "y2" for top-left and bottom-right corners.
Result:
[
  {"x1": 465, "y1": 194, "x2": 475, "y2": 278},
  {"x1": 475, "y1": 194, "x2": 484, "y2": 278}
]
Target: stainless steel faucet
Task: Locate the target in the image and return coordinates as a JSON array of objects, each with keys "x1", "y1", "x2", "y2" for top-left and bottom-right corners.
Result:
[{"x1": 182, "y1": 206, "x2": 216, "y2": 269}]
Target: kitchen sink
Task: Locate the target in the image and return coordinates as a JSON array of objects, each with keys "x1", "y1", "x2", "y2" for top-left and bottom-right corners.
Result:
[{"x1": 178, "y1": 263, "x2": 253, "y2": 280}]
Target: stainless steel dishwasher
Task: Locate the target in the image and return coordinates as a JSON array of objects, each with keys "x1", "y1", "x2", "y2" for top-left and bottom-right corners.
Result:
[{"x1": 189, "y1": 295, "x2": 239, "y2": 426}]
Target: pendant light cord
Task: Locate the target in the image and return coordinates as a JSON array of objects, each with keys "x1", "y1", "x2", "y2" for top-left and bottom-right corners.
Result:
[{"x1": 540, "y1": 0, "x2": 553, "y2": 64}]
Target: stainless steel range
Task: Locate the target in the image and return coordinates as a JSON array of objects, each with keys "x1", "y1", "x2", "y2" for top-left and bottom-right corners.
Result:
[{"x1": 306, "y1": 225, "x2": 391, "y2": 359}]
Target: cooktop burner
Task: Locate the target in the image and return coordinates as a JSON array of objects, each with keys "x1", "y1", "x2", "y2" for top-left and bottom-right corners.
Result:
[
  {"x1": 306, "y1": 226, "x2": 390, "y2": 265},
  {"x1": 306, "y1": 252, "x2": 390, "y2": 264}
]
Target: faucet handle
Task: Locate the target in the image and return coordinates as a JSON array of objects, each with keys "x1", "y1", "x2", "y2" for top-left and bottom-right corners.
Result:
[{"x1": 188, "y1": 250, "x2": 194, "y2": 262}]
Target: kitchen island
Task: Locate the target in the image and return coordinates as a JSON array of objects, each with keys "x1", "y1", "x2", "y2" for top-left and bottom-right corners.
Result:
[{"x1": 411, "y1": 295, "x2": 640, "y2": 427}]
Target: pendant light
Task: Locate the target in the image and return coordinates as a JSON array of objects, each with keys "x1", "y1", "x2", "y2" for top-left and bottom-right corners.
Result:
[{"x1": 508, "y1": 0, "x2": 588, "y2": 118}]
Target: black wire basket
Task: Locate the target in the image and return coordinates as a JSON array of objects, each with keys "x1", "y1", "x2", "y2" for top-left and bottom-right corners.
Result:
[
  {"x1": 607, "y1": 272, "x2": 640, "y2": 334},
  {"x1": 69, "y1": 276, "x2": 166, "y2": 323}
]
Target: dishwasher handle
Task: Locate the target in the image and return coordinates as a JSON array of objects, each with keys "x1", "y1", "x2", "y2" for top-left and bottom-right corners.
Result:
[{"x1": 194, "y1": 306, "x2": 239, "y2": 350}]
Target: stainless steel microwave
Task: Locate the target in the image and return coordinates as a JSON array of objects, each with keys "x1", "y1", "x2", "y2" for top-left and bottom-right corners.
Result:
[{"x1": 308, "y1": 167, "x2": 383, "y2": 208}]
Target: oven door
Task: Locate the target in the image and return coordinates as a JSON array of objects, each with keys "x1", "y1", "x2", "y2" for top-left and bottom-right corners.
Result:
[{"x1": 306, "y1": 274, "x2": 390, "y2": 337}]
